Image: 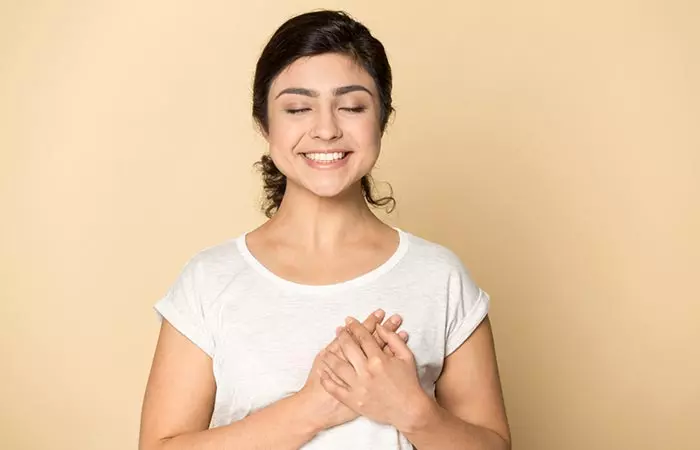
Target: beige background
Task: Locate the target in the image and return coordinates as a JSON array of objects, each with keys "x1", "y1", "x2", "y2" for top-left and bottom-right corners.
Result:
[{"x1": 1, "y1": 1, "x2": 698, "y2": 449}]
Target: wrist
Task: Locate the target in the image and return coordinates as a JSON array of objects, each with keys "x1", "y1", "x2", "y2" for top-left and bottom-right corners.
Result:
[
  {"x1": 397, "y1": 392, "x2": 441, "y2": 435},
  {"x1": 292, "y1": 389, "x2": 327, "y2": 436}
]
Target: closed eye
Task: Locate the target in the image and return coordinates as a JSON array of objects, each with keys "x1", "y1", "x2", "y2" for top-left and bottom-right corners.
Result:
[
  {"x1": 340, "y1": 106, "x2": 367, "y2": 113},
  {"x1": 285, "y1": 108, "x2": 311, "y2": 114}
]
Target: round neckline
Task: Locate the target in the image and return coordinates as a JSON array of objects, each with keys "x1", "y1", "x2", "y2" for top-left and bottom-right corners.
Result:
[{"x1": 236, "y1": 227, "x2": 409, "y2": 293}]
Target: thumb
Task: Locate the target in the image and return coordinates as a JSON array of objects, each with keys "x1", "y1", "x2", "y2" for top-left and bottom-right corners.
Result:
[{"x1": 375, "y1": 323, "x2": 412, "y2": 360}]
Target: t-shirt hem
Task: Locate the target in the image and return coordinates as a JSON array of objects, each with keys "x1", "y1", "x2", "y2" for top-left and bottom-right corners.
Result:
[
  {"x1": 445, "y1": 289, "x2": 490, "y2": 356},
  {"x1": 154, "y1": 299, "x2": 214, "y2": 358}
]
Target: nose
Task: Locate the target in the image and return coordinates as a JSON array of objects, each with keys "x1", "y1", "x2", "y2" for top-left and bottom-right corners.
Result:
[{"x1": 310, "y1": 107, "x2": 342, "y2": 141}]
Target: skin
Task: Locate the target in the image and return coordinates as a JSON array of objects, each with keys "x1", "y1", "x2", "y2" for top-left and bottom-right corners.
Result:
[
  {"x1": 265, "y1": 52, "x2": 382, "y2": 201},
  {"x1": 139, "y1": 52, "x2": 510, "y2": 450}
]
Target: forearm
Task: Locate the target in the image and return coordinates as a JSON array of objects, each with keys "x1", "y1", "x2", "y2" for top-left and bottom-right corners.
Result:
[
  {"x1": 154, "y1": 393, "x2": 321, "y2": 450},
  {"x1": 401, "y1": 399, "x2": 510, "y2": 450}
]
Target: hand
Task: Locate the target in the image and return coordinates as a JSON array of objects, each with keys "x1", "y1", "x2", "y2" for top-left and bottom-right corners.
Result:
[
  {"x1": 298, "y1": 310, "x2": 408, "y2": 432},
  {"x1": 318, "y1": 317, "x2": 431, "y2": 433}
]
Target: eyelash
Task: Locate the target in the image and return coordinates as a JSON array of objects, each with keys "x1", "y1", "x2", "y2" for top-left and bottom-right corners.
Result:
[
  {"x1": 343, "y1": 106, "x2": 367, "y2": 113},
  {"x1": 285, "y1": 108, "x2": 311, "y2": 115},
  {"x1": 284, "y1": 106, "x2": 367, "y2": 115}
]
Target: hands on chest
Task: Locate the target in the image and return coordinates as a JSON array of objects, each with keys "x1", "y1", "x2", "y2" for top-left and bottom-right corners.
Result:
[{"x1": 298, "y1": 309, "x2": 432, "y2": 434}]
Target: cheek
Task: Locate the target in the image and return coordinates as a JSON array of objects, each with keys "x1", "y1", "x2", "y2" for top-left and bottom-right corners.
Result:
[
  {"x1": 267, "y1": 117, "x2": 304, "y2": 151},
  {"x1": 352, "y1": 119, "x2": 382, "y2": 153}
]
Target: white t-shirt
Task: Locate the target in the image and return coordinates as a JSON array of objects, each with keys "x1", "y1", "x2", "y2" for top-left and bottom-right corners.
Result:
[{"x1": 154, "y1": 228, "x2": 489, "y2": 449}]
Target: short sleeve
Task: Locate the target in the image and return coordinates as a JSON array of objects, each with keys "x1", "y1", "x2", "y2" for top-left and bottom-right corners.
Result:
[
  {"x1": 154, "y1": 257, "x2": 215, "y2": 357},
  {"x1": 444, "y1": 262, "x2": 490, "y2": 356}
]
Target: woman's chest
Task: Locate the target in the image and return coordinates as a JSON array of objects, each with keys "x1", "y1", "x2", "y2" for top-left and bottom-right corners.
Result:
[{"x1": 209, "y1": 288, "x2": 448, "y2": 420}]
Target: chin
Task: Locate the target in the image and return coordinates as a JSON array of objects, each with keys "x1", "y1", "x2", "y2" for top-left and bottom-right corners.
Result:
[
  {"x1": 307, "y1": 185, "x2": 350, "y2": 199},
  {"x1": 303, "y1": 178, "x2": 361, "y2": 200}
]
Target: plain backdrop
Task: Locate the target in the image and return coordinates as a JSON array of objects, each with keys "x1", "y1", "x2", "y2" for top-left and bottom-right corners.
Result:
[{"x1": 1, "y1": 1, "x2": 698, "y2": 449}]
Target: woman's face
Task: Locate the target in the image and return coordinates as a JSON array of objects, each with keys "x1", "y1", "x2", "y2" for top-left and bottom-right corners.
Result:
[{"x1": 265, "y1": 53, "x2": 382, "y2": 200}]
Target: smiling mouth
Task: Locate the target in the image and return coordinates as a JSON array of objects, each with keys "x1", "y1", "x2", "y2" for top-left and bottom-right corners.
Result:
[{"x1": 301, "y1": 151, "x2": 350, "y2": 162}]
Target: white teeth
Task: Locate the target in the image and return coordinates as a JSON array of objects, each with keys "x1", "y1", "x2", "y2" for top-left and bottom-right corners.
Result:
[{"x1": 304, "y1": 152, "x2": 346, "y2": 162}]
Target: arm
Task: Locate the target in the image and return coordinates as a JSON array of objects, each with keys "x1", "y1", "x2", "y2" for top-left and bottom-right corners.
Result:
[
  {"x1": 138, "y1": 320, "x2": 321, "y2": 450},
  {"x1": 402, "y1": 316, "x2": 511, "y2": 450}
]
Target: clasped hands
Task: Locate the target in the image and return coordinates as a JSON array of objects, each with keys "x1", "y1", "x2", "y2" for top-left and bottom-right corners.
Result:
[{"x1": 299, "y1": 309, "x2": 432, "y2": 434}]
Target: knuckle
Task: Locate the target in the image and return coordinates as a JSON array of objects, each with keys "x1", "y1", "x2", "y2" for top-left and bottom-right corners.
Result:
[
  {"x1": 367, "y1": 356, "x2": 384, "y2": 370},
  {"x1": 357, "y1": 386, "x2": 369, "y2": 398},
  {"x1": 358, "y1": 333, "x2": 371, "y2": 345},
  {"x1": 328, "y1": 358, "x2": 342, "y2": 371}
]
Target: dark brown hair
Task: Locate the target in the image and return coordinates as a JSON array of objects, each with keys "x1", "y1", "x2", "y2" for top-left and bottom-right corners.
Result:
[{"x1": 252, "y1": 10, "x2": 396, "y2": 218}]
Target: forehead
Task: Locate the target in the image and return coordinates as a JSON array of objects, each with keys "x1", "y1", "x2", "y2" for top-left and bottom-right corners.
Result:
[{"x1": 270, "y1": 53, "x2": 377, "y2": 96}]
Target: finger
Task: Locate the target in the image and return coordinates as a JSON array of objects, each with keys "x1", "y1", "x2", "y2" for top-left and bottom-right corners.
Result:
[
  {"x1": 331, "y1": 321, "x2": 375, "y2": 362},
  {"x1": 361, "y1": 309, "x2": 384, "y2": 334},
  {"x1": 331, "y1": 308, "x2": 383, "y2": 342},
  {"x1": 327, "y1": 339, "x2": 348, "y2": 362},
  {"x1": 322, "y1": 366, "x2": 349, "y2": 389},
  {"x1": 328, "y1": 323, "x2": 354, "y2": 361},
  {"x1": 362, "y1": 309, "x2": 385, "y2": 344},
  {"x1": 383, "y1": 342, "x2": 395, "y2": 356},
  {"x1": 320, "y1": 369, "x2": 351, "y2": 401},
  {"x1": 383, "y1": 331, "x2": 407, "y2": 356},
  {"x1": 345, "y1": 317, "x2": 383, "y2": 360},
  {"x1": 320, "y1": 349, "x2": 355, "y2": 385},
  {"x1": 329, "y1": 309, "x2": 384, "y2": 356},
  {"x1": 336, "y1": 327, "x2": 368, "y2": 371},
  {"x1": 383, "y1": 314, "x2": 403, "y2": 332},
  {"x1": 371, "y1": 329, "x2": 386, "y2": 348},
  {"x1": 372, "y1": 314, "x2": 402, "y2": 349},
  {"x1": 376, "y1": 323, "x2": 413, "y2": 360},
  {"x1": 332, "y1": 320, "x2": 406, "y2": 355}
]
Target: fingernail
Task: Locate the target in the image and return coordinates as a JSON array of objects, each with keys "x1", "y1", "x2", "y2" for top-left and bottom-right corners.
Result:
[
  {"x1": 374, "y1": 309, "x2": 384, "y2": 318},
  {"x1": 345, "y1": 317, "x2": 353, "y2": 325},
  {"x1": 391, "y1": 315, "x2": 401, "y2": 324}
]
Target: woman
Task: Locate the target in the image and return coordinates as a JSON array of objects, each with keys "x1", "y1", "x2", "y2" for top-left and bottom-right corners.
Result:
[{"x1": 139, "y1": 10, "x2": 510, "y2": 450}]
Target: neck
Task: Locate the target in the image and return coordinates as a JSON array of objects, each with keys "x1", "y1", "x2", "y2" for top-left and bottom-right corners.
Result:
[{"x1": 264, "y1": 180, "x2": 383, "y2": 250}]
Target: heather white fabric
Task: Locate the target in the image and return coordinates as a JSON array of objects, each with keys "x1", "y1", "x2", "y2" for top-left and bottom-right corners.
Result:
[{"x1": 154, "y1": 227, "x2": 489, "y2": 449}]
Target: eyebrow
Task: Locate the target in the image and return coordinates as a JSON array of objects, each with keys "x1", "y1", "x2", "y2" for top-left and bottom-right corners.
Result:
[{"x1": 274, "y1": 84, "x2": 373, "y2": 99}]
